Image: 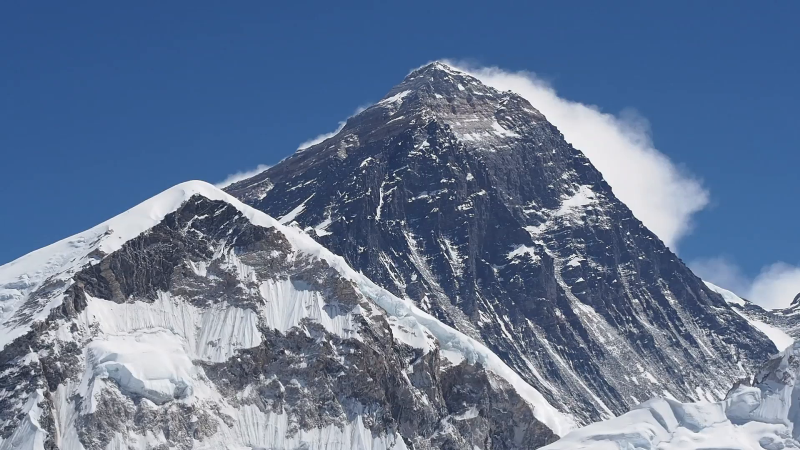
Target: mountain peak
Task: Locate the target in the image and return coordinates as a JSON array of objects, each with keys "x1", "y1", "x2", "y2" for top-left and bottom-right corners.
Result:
[
  {"x1": 382, "y1": 60, "x2": 496, "y2": 102},
  {"x1": 228, "y1": 63, "x2": 776, "y2": 425},
  {"x1": 407, "y1": 61, "x2": 466, "y2": 77}
]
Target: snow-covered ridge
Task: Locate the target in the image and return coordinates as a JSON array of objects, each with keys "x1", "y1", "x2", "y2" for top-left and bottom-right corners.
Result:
[{"x1": 0, "y1": 180, "x2": 575, "y2": 437}]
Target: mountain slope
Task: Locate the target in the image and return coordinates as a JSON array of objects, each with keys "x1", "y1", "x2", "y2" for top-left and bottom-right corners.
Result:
[
  {"x1": 0, "y1": 181, "x2": 571, "y2": 450},
  {"x1": 226, "y1": 62, "x2": 776, "y2": 423}
]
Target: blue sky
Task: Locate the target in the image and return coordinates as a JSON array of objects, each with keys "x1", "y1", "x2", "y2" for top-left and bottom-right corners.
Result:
[{"x1": 2, "y1": 2, "x2": 798, "y2": 305}]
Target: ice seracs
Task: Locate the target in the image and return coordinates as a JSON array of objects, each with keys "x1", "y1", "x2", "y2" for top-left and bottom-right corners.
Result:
[{"x1": 543, "y1": 340, "x2": 800, "y2": 449}]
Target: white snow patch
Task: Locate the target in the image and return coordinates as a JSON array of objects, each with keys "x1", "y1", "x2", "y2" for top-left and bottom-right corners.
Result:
[
  {"x1": 491, "y1": 120, "x2": 520, "y2": 138},
  {"x1": 553, "y1": 185, "x2": 597, "y2": 217},
  {"x1": 566, "y1": 256, "x2": 584, "y2": 267},
  {"x1": 83, "y1": 330, "x2": 196, "y2": 407},
  {"x1": 376, "y1": 181, "x2": 387, "y2": 221},
  {"x1": 452, "y1": 406, "x2": 479, "y2": 421},
  {"x1": 440, "y1": 349, "x2": 465, "y2": 366},
  {"x1": 441, "y1": 237, "x2": 465, "y2": 277},
  {"x1": 507, "y1": 245, "x2": 540, "y2": 263},
  {"x1": 314, "y1": 216, "x2": 334, "y2": 237},
  {"x1": 378, "y1": 90, "x2": 411, "y2": 106},
  {"x1": 278, "y1": 194, "x2": 315, "y2": 224}
]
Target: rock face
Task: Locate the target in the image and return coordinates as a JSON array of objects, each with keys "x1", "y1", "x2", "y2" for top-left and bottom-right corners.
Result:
[
  {"x1": 0, "y1": 182, "x2": 569, "y2": 450},
  {"x1": 226, "y1": 62, "x2": 776, "y2": 423}
]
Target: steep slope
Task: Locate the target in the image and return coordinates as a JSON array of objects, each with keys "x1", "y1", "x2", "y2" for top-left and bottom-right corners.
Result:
[
  {"x1": 0, "y1": 181, "x2": 571, "y2": 450},
  {"x1": 226, "y1": 62, "x2": 776, "y2": 423},
  {"x1": 542, "y1": 340, "x2": 800, "y2": 449}
]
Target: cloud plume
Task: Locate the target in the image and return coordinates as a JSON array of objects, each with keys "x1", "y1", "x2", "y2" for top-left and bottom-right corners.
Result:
[
  {"x1": 446, "y1": 61, "x2": 709, "y2": 250},
  {"x1": 297, "y1": 106, "x2": 368, "y2": 150},
  {"x1": 297, "y1": 123, "x2": 346, "y2": 150},
  {"x1": 214, "y1": 164, "x2": 271, "y2": 188}
]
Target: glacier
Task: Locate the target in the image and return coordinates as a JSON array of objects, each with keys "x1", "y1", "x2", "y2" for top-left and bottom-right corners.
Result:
[{"x1": 543, "y1": 337, "x2": 800, "y2": 449}]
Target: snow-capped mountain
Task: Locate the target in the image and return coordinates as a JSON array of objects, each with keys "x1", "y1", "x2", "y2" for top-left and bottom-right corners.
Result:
[
  {"x1": 0, "y1": 181, "x2": 572, "y2": 450},
  {"x1": 542, "y1": 338, "x2": 800, "y2": 449},
  {"x1": 226, "y1": 62, "x2": 777, "y2": 423}
]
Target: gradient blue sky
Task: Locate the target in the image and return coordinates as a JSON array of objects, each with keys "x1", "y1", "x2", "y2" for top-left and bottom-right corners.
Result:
[{"x1": 2, "y1": 2, "x2": 798, "y2": 303}]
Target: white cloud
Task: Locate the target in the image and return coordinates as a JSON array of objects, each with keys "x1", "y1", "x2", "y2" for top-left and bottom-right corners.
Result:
[
  {"x1": 690, "y1": 256, "x2": 750, "y2": 295},
  {"x1": 297, "y1": 122, "x2": 346, "y2": 150},
  {"x1": 446, "y1": 61, "x2": 709, "y2": 250},
  {"x1": 218, "y1": 107, "x2": 367, "y2": 191},
  {"x1": 750, "y1": 263, "x2": 800, "y2": 309},
  {"x1": 297, "y1": 106, "x2": 369, "y2": 150},
  {"x1": 691, "y1": 256, "x2": 800, "y2": 309},
  {"x1": 214, "y1": 164, "x2": 270, "y2": 188}
]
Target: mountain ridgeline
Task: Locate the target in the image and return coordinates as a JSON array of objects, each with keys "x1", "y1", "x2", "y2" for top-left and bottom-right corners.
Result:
[
  {"x1": 0, "y1": 183, "x2": 569, "y2": 450},
  {"x1": 0, "y1": 62, "x2": 785, "y2": 450},
  {"x1": 226, "y1": 62, "x2": 776, "y2": 423}
]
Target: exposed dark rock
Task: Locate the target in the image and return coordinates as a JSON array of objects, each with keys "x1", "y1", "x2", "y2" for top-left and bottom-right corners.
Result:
[{"x1": 227, "y1": 61, "x2": 776, "y2": 422}]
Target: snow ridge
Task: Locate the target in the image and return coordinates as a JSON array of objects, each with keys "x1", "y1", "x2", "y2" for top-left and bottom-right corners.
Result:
[{"x1": 0, "y1": 180, "x2": 575, "y2": 445}]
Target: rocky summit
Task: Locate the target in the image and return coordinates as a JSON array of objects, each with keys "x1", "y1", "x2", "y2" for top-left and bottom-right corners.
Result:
[{"x1": 226, "y1": 62, "x2": 776, "y2": 424}]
